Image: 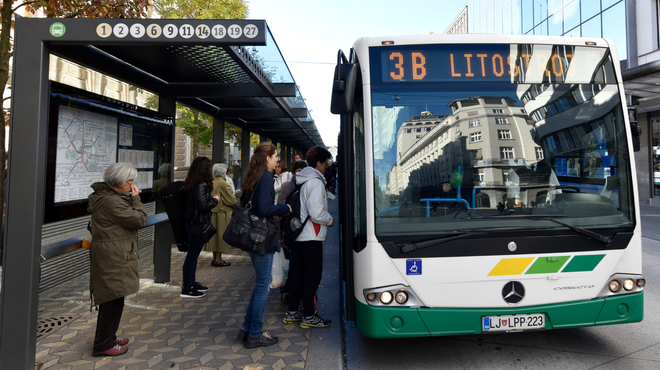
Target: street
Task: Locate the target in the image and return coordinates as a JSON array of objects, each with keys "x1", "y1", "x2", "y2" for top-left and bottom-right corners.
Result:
[{"x1": 345, "y1": 237, "x2": 660, "y2": 369}]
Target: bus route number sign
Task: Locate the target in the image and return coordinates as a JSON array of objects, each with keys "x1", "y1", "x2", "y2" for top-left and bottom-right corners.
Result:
[
  {"x1": 483, "y1": 313, "x2": 546, "y2": 333},
  {"x1": 378, "y1": 44, "x2": 577, "y2": 84}
]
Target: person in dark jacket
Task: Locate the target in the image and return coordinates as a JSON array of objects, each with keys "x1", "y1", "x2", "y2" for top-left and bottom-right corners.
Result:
[
  {"x1": 88, "y1": 163, "x2": 148, "y2": 357},
  {"x1": 237, "y1": 142, "x2": 291, "y2": 349},
  {"x1": 182, "y1": 157, "x2": 220, "y2": 298}
]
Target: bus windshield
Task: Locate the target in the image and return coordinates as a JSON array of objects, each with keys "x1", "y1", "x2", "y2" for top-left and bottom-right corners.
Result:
[{"x1": 369, "y1": 43, "x2": 635, "y2": 238}]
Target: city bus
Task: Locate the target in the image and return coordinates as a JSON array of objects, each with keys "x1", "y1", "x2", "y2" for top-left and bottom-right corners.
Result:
[{"x1": 331, "y1": 34, "x2": 645, "y2": 338}]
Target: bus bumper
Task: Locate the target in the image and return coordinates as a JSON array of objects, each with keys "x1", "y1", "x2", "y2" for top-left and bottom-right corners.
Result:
[{"x1": 355, "y1": 292, "x2": 643, "y2": 338}]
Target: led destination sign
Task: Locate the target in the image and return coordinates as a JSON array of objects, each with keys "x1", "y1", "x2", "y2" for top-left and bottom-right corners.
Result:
[{"x1": 372, "y1": 44, "x2": 598, "y2": 84}]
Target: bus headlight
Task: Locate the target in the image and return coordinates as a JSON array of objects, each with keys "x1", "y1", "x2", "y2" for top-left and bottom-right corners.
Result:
[
  {"x1": 608, "y1": 279, "x2": 621, "y2": 292},
  {"x1": 637, "y1": 279, "x2": 646, "y2": 288},
  {"x1": 623, "y1": 279, "x2": 635, "y2": 291},
  {"x1": 380, "y1": 291, "x2": 393, "y2": 304},
  {"x1": 363, "y1": 285, "x2": 423, "y2": 307},
  {"x1": 395, "y1": 290, "x2": 409, "y2": 304}
]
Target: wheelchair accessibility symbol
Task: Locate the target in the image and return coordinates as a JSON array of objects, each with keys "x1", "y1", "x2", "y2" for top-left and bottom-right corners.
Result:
[{"x1": 406, "y1": 259, "x2": 422, "y2": 275}]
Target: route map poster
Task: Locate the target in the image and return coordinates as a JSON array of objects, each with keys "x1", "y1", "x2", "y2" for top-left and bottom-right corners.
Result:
[{"x1": 54, "y1": 105, "x2": 118, "y2": 203}]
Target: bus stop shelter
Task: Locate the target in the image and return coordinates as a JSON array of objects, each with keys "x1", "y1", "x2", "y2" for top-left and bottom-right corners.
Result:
[{"x1": 1, "y1": 16, "x2": 324, "y2": 369}]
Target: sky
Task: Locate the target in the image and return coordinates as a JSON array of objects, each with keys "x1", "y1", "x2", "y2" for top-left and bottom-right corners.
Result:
[{"x1": 247, "y1": 0, "x2": 469, "y2": 147}]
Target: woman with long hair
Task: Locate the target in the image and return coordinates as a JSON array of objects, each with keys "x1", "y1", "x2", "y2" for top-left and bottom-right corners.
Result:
[
  {"x1": 182, "y1": 156, "x2": 220, "y2": 298},
  {"x1": 237, "y1": 142, "x2": 291, "y2": 349}
]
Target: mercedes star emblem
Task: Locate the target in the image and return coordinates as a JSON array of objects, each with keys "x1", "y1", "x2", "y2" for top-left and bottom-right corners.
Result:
[{"x1": 502, "y1": 281, "x2": 525, "y2": 305}]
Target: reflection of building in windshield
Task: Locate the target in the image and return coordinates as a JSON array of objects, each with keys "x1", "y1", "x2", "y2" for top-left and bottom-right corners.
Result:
[{"x1": 389, "y1": 97, "x2": 541, "y2": 208}]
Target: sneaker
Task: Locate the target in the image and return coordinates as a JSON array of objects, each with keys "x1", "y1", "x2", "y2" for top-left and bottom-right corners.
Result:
[
  {"x1": 93, "y1": 344, "x2": 128, "y2": 357},
  {"x1": 180, "y1": 288, "x2": 205, "y2": 298},
  {"x1": 115, "y1": 338, "x2": 129, "y2": 346},
  {"x1": 237, "y1": 329, "x2": 248, "y2": 343},
  {"x1": 193, "y1": 282, "x2": 208, "y2": 292},
  {"x1": 300, "y1": 313, "x2": 331, "y2": 328},
  {"x1": 283, "y1": 310, "x2": 304, "y2": 324},
  {"x1": 244, "y1": 332, "x2": 279, "y2": 349}
]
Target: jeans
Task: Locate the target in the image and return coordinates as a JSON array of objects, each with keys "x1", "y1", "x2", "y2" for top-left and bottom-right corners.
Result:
[
  {"x1": 183, "y1": 222, "x2": 204, "y2": 289},
  {"x1": 242, "y1": 251, "x2": 274, "y2": 338}
]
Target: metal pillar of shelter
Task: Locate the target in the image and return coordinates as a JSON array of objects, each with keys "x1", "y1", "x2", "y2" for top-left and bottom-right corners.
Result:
[{"x1": 1, "y1": 17, "x2": 324, "y2": 370}]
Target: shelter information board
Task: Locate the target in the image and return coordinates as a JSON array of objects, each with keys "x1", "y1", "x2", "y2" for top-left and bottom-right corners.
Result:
[{"x1": 54, "y1": 105, "x2": 118, "y2": 202}]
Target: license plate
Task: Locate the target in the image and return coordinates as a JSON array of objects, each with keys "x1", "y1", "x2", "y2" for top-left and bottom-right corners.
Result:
[{"x1": 482, "y1": 313, "x2": 545, "y2": 333}]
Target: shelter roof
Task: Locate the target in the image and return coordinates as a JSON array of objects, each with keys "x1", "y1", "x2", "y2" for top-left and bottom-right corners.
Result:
[{"x1": 46, "y1": 19, "x2": 324, "y2": 150}]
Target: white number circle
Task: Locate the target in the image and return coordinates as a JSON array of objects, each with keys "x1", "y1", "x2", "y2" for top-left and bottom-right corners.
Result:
[
  {"x1": 96, "y1": 23, "x2": 112, "y2": 38},
  {"x1": 113, "y1": 23, "x2": 128, "y2": 38},
  {"x1": 195, "y1": 24, "x2": 210, "y2": 39},
  {"x1": 179, "y1": 24, "x2": 194, "y2": 39},
  {"x1": 243, "y1": 24, "x2": 259, "y2": 39},
  {"x1": 147, "y1": 24, "x2": 162, "y2": 38},
  {"x1": 227, "y1": 24, "x2": 242, "y2": 39},
  {"x1": 211, "y1": 25, "x2": 226, "y2": 39},
  {"x1": 130, "y1": 24, "x2": 145, "y2": 38},
  {"x1": 163, "y1": 24, "x2": 178, "y2": 38}
]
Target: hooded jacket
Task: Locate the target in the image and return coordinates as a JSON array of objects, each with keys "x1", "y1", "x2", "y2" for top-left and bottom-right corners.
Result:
[
  {"x1": 88, "y1": 182, "x2": 148, "y2": 305},
  {"x1": 296, "y1": 166, "x2": 333, "y2": 242}
]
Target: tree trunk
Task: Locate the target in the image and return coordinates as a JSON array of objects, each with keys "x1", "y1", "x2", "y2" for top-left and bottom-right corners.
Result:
[{"x1": 0, "y1": 0, "x2": 14, "y2": 241}]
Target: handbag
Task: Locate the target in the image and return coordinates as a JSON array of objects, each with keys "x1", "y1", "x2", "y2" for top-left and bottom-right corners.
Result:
[
  {"x1": 223, "y1": 180, "x2": 278, "y2": 255},
  {"x1": 194, "y1": 185, "x2": 217, "y2": 244}
]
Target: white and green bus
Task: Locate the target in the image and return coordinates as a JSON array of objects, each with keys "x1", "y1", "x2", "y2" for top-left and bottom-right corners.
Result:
[{"x1": 332, "y1": 34, "x2": 645, "y2": 338}]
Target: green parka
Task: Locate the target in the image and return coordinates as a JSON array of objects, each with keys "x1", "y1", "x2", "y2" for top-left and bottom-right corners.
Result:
[{"x1": 88, "y1": 182, "x2": 148, "y2": 305}]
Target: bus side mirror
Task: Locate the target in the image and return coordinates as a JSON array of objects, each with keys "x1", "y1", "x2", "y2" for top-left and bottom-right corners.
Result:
[
  {"x1": 331, "y1": 50, "x2": 357, "y2": 114},
  {"x1": 628, "y1": 106, "x2": 641, "y2": 152}
]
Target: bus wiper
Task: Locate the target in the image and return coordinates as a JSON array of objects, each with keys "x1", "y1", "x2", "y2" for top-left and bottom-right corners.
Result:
[
  {"x1": 399, "y1": 227, "x2": 551, "y2": 254},
  {"x1": 483, "y1": 214, "x2": 612, "y2": 246}
]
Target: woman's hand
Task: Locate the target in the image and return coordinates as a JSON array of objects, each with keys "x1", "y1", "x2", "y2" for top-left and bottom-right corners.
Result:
[
  {"x1": 130, "y1": 185, "x2": 140, "y2": 196},
  {"x1": 287, "y1": 204, "x2": 292, "y2": 213},
  {"x1": 213, "y1": 194, "x2": 221, "y2": 201}
]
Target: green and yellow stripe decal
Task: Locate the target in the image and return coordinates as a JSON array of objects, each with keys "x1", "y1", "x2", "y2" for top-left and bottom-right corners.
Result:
[{"x1": 488, "y1": 254, "x2": 605, "y2": 276}]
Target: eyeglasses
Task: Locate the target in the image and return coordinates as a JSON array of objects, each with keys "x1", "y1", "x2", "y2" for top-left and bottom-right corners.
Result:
[{"x1": 126, "y1": 179, "x2": 134, "y2": 185}]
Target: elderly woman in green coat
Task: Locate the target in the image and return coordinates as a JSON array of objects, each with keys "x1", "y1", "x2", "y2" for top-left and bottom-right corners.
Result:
[
  {"x1": 205, "y1": 163, "x2": 237, "y2": 267},
  {"x1": 88, "y1": 163, "x2": 148, "y2": 357}
]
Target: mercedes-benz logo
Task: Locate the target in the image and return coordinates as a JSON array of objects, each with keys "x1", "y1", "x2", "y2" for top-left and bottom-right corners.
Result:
[{"x1": 502, "y1": 281, "x2": 525, "y2": 305}]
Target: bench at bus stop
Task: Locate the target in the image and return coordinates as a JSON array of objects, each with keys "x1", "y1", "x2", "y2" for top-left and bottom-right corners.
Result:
[{"x1": 40, "y1": 211, "x2": 174, "y2": 283}]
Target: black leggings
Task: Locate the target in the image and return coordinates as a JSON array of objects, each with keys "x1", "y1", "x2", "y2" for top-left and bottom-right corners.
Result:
[{"x1": 287, "y1": 240, "x2": 323, "y2": 316}]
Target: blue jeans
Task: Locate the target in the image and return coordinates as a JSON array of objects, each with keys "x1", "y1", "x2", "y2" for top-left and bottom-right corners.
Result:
[
  {"x1": 183, "y1": 223, "x2": 204, "y2": 289},
  {"x1": 242, "y1": 251, "x2": 274, "y2": 338}
]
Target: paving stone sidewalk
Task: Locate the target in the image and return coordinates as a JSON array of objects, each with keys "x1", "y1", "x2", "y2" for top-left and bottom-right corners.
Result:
[{"x1": 34, "y1": 246, "x2": 313, "y2": 370}]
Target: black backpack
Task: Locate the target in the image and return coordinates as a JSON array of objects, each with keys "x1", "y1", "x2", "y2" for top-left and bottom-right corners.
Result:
[{"x1": 280, "y1": 183, "x2": 308, "y2": 245}]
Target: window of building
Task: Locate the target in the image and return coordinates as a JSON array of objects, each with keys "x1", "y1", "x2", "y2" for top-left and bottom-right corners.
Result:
[
  {"x1": 469, "y1": 119, "x2": 481, "y2": 127},
  {"x1": 498, "y1": 130, "x2": 512, "y2": 139},
  {"x1": 536, "y1": 147, "x2": 544, "y2": 160},
  {"x1": 500, "y1": 147, "x2": 514, "y2": 159},
  {"x1": 470, "y1": 132, "x2": 482, "y2": 143},
  {"x1": 406, "y1": 129, "x2": 411, "y2": 133},
  {"x1": 493, "y1": 109, "x2": 504, "y2": 113},
  {"x1": 416, "y1": 128, "x2": 421, "y2": 132},
  {"x1": 496, "y1": 117, "x2": 509, "y2": 124},
  {"x1": 426, "y1": 127, "x2": 431, "y2": 131}
]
